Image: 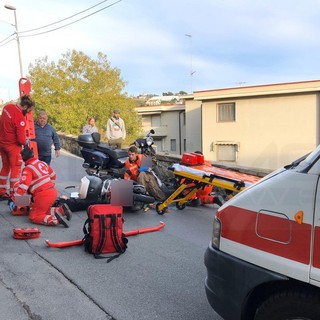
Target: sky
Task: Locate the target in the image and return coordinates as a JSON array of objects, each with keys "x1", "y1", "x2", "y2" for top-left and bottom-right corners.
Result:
[{"x1": 0, "y1": 0, "x2": 320, "y2": 101}]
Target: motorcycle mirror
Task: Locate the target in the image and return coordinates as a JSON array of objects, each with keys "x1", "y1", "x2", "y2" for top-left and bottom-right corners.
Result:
[{"x1": 150, "y1": 129, "x2": 155, "y2": 134}]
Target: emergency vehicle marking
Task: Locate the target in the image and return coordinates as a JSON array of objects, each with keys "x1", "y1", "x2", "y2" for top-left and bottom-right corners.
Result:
[
  {"x1": 38, "y1": 162, "x2": 49, "y2": 174},
  {"x1": 312, "y1": 226, "x2": 320, "y2": 268},
  {"x1": 219, "y1": 205, "x2": 311, "y2": 264}
]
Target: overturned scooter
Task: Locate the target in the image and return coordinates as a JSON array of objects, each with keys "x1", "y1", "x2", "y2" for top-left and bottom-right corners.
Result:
[{"x1": 57, "y1": 172, "x2": 155, "y2": 213}]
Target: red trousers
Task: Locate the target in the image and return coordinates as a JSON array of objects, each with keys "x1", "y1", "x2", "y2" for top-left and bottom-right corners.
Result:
[
  {"x1": 29, "y1": 188, "x2": 62, "y2": 226},
  {"x1": 0, "y1": 144, "x2": 23, "y2": 197}
]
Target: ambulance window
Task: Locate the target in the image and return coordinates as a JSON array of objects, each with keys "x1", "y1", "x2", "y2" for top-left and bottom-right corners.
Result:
[
  {"x1": 308, "y1": 158, "x2": 320, "y2": 175},
  {"x1": 303, "y1": 145, "x2": 320, "y2": 175}
]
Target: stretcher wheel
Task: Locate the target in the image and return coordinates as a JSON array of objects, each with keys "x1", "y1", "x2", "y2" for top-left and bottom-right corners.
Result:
[
  {"x1": 176, "y1": 203, "x2": 186, "y2": 210},
  {"x1": 156, "y1": 203, "x2": 166, "y2": 215}
]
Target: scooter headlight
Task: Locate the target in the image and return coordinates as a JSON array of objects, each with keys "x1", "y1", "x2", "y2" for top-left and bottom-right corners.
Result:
[
  {"x1": 146, "y1": 137, "x2": 153, "y2": 146},
  {"x1": 79, "y1": 176, "x2": 102, "y2": 200}
]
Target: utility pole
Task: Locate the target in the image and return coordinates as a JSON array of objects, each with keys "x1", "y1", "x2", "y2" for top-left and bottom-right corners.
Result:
[{"x1": 185, "y1": 34, "x2": 195, "y2": 93}]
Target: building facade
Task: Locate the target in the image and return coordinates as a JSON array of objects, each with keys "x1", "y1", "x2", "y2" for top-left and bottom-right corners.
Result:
[
  {"x1": 135, "y1": 104, "x2": 186, "y2": 155},
  {"x1": 183, "y1": 80, "x2": 320, "y2": 171}
]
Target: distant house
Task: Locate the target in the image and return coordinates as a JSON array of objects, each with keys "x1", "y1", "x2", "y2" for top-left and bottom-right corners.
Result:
[
  {"x1": 135, "y1": 103, "x2": 185, "y2": 155},
  {"x1": 182, "y1": 80, "x2": 320, "y2": 171},
  {"x1": 146, "y1": 95, "x2": 181, "y2": 106}
]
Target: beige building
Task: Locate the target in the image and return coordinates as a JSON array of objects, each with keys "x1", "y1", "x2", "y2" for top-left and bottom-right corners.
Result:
[
  {"x1": 183, "y1": 80, "x2": 320, "y2": 171},
  {"x1": 136, "y1": 104, "x2": 186, "y2": 155}
]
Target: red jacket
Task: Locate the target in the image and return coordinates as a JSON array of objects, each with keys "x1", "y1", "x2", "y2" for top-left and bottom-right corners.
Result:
[
  {"x1": 124, "y1": 154, "x2": 143, "y2": 181},
  {"x1": 14, "y1": 157, "x2": 56, "y2": 197},
  {"x1": 0, "y1": 103, "x2": 27, "y2": 146}
]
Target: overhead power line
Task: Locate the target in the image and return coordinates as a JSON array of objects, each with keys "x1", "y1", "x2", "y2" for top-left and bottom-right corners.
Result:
[
  {"x1": 0, "y1": 32, "x2": 15, "y2": 46},
  {"x1": 1, "y1": 0, "x2": 121, "y2": 41},
  {"x1": 20, "y1": 0, "x2": 122, "y2": 38},
  {"x1": 19, "y1": 0, "x2": 112, "y2": 34}
]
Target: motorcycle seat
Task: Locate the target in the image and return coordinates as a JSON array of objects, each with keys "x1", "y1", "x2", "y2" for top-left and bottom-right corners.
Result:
[{"x1": 97, "y1": 144, "x2": 128, "y2": 160}]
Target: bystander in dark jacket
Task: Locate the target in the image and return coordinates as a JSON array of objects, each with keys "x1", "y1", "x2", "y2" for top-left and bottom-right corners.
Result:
[{"x1": 35, "y1": 110, "x2": 61, "y2": 165}]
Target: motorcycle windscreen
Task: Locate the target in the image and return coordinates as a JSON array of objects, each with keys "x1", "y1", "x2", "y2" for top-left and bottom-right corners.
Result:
[{"x1": 110, "y1": 179, "x2": 133, "y2": 206}]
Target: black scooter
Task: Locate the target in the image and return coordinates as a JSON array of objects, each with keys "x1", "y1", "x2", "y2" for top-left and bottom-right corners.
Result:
[
  {"x1": 72, "y1": 130, "x2": 158, "y2": 212},
  {"x1": 77, "y1": 132, "x2": 128, "y2": 178}
]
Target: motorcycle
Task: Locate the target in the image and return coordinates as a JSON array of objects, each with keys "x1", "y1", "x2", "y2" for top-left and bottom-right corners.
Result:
[
  {"x1": 77, "y1": 131, "x2": 128, "y2": 178},
  {"x1": 74, "y1": 130, "x2": 161, "y2": 212},
  {"x1": 77, "y1": 129, "x2": 159, "y2": 177},
  {"x1": 76, "y1": 130, "x2": 177, "y2": 212}
]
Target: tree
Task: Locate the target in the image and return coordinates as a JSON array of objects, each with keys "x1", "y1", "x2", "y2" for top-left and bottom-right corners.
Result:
[
  {"x1": 162, "y1": 92, "x2": 174, "y2": 96},
  {"x1": 28, "y1": 50, "x2": 142, "y2": 142}
]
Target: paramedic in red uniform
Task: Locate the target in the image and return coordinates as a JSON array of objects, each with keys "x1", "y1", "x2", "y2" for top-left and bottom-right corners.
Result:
[
  {"x1": 10, "y1": 146, "x2": 72, "y2": 227},
  {"x1": 0, "y1": 95, "x2": 35, "y2": 199}
]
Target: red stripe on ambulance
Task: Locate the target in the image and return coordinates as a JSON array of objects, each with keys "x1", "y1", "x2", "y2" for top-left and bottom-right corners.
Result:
[{"x1": 218, "y1": 205, "x2": 311, "y2": 265}]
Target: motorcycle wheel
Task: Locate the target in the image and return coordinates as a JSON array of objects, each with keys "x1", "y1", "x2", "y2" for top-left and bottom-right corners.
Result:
[
  {"x1": 133, "y1": 193, "x2": 155, "y2": 204},
  {"x1": 125, "y1": 202, "x2": 144, "y2": 212}
]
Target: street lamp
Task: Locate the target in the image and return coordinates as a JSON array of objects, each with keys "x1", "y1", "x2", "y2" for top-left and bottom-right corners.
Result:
[{"x1": 4, "y1": 4, "x2": 23, "y2": 78}]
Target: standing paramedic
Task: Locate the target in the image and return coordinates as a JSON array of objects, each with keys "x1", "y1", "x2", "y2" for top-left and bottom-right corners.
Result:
[
  {"x1": 0, "y1": 95, "x2": 35, "y2": 200},
  {"x1": 124, "y1": 145, "x2": 166, "y2": 202},
  {"x1": 10, "y1": 146, "x2": 72, "y2": 227},
  {"x1": 106, "y1": 109, "x2": 126, "y2": 148},
  {"x1": 35, "y1": 110, "x2": 61, "y2": 165}
]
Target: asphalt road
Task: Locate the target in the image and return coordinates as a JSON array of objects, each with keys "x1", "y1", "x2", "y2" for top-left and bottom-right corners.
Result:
[{"x1": 0, "y1": 150, "x2": 223, "y2": 320}]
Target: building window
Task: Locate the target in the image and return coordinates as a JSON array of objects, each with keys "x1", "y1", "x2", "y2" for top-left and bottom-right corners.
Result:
[
  {"x1": 170, "y1": 139, "x2": 176, "y2": 152},
  {"x1": 217, "y1": 103, "x2": 235, "y2": 122}
]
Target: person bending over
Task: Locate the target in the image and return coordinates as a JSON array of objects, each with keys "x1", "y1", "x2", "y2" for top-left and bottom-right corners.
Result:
[
  {"x1": 9, "y1": 146, "x2": 72, "y2": 227},
  {"x1": 0, "y1": 95, "x2": 35, "y2": 199}
]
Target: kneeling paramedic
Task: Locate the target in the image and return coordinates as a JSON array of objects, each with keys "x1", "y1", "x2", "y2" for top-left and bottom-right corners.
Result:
[{"x1": 9, "y1": 146, "x2": 72, "y2": 227}]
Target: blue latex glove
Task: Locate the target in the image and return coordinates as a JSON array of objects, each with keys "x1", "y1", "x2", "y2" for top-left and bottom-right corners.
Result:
[
  {"x1": 139, "y1": 167, "x2": 150, "y2": 172},
  {"x1": 8, "y1": 200, "x2": 16, "y2": 212}
]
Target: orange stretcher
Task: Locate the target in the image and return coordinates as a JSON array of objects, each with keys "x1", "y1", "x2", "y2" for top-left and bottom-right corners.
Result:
[{"x1": 155, "y1": 160, "x2": 261, "y2": 215}]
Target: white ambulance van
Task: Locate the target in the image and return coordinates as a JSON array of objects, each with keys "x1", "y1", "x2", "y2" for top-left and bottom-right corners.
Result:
[{"x1": 204, "y1": 146, "x2": 320, "y2": 320}]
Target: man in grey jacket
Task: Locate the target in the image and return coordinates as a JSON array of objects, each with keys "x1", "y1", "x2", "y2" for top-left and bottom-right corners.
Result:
[
  {"x1": 34, "y1": 110, "x2": 61, "y2": 165},
  {"x1": 106, "y1": 109, "x2": 126, "y2": 148}
]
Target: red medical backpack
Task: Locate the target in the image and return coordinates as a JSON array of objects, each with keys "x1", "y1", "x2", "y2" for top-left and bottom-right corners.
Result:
[{"x1": 83, "y1": 204, "x2": 128, "y2": 261}]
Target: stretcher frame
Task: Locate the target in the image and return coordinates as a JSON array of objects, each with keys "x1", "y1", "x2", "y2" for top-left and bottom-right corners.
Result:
[{"x1": 155, "y1": 164, "x2": 254, "y2": 215}]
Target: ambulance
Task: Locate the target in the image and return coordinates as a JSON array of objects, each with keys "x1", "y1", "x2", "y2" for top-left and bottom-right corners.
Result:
[{"x1": 204, "y1": 145, "x2": 320, "y2": 320}]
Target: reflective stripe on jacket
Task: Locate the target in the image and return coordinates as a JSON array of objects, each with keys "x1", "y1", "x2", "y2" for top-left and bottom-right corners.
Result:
[
  {"x1": 14, "y1": 157, "x2": 56, "y2": 197},
  {"x1": 124, "y1": 154, "x2": 143, "y2": 181}
]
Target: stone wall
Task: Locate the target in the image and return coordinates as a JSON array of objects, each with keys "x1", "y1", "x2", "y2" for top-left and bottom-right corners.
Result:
[{"x1": 58, "y1": 133, "x2": 82, "y2": 157}]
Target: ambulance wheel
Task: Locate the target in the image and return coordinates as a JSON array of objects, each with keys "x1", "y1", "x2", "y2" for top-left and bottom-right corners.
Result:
[
  {"x1": 254, "y1": 288, "x2": 320, "y2": 320},
  {"x1": 156, "y1": 203, "x2": 166, "y2": 215},
  {"x1": 176, "y1": 203, "x2": 186, "y2": 210}
]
